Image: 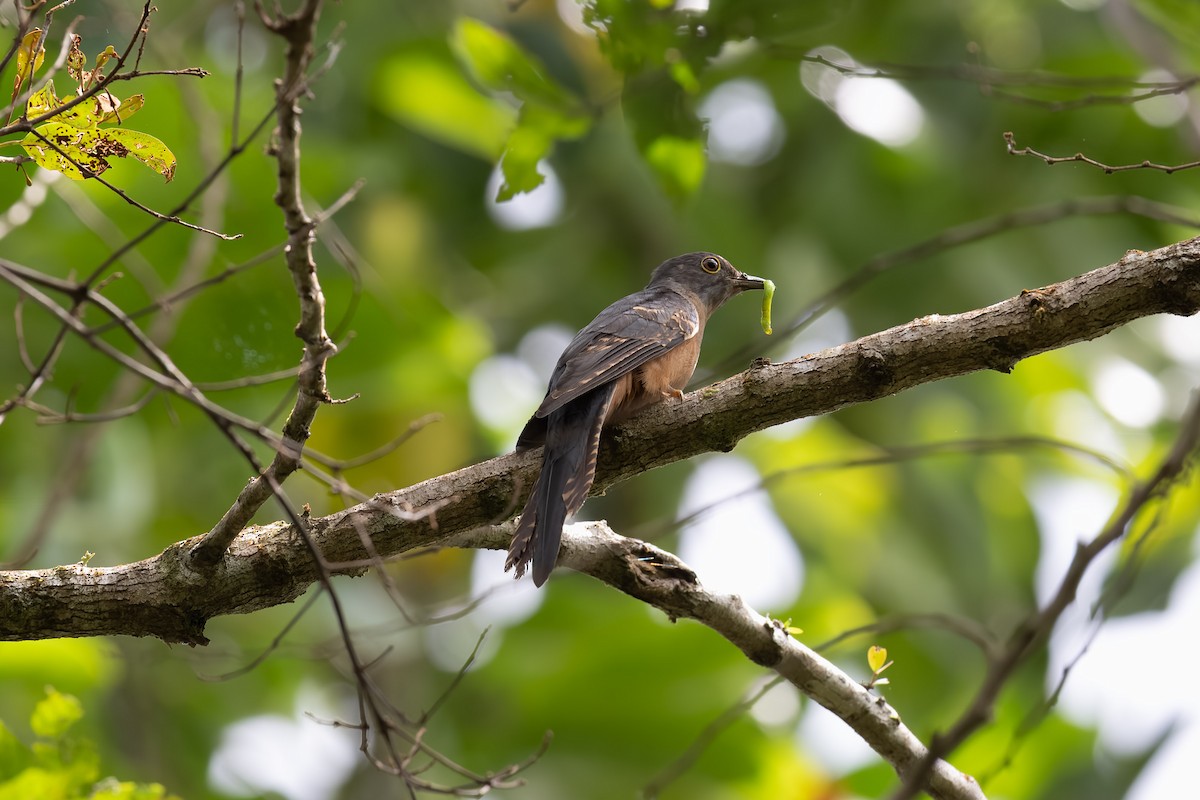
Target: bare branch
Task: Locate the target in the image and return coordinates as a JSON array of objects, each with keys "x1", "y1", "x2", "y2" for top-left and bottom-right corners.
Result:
[
  {"x1": 1005, "y1": 131, "x2": 1200, "y2": 174},
  {"x1": 796, "y1": 52, "x2": 1200, "y2": 111}
]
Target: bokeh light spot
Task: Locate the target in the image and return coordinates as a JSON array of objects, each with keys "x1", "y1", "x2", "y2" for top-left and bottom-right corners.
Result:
[{"x1": 699, "y1": 79, "x2": 786, "y2": 166}]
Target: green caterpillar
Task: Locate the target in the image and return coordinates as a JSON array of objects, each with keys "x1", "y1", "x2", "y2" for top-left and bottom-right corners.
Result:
[{"x1": 761, "y1": 279, "x2": 775, "y2": 335}]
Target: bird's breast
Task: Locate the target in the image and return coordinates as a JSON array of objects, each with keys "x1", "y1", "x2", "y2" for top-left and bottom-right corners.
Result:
[{"x1": 607, "y1": 333, "x2": 703, "y2": 423}]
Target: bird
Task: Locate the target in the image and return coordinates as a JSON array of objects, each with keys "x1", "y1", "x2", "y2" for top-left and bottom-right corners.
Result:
[{"x1": 505, "y1": 252, "x2": 767, "y2": 586}]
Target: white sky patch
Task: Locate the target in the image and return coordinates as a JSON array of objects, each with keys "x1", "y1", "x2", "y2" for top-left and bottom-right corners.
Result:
[
  {"x1": 1058, "y1": 559, "x2": 1200, "y2": 754},
  {"x1": 1026, "y1": 476, "x2": 1123, "y2": 746},
  {"x1": 801, "y1": 46, "x2": 924, "y2": 147},
  {"x1": 675, "y1": 0, "x2": 709, "y2": 11},
  {"x1": 424, "y1": 551, "x2": 545, "y2": 673},
  {"x1": 1128, "y1": 710, "x2": 1200, "y2": 800},
  {"x1": 555, "y1": 0, "x2": 596, "y2": 35},
  {"x1": 1092, "y1": 357, "x2": 1167, "y2": 428},
  {"x1": 761, "y1": 310, "x2": 850, "y2": 440},
  {"x1": 789, "y1": 307, "x2": 852, "y2": 357},
  {"x1": 1155, "y1": 313, "x2": 1200, "y2": 367},
  {"x1": 208, "y1": 685, "x2": 357, "y2": 800},
  {"x1": 1134, "y1": 69, "x2": 1189, "y2": 128},
  {"x1": 469, "y1": 354, "x2": 543, "y2": 435},
  {"x1": 699, "y1": 79, "x2": 786, "y2": 166},
  {"x1": 517, "y1": 323, "x2": 574, "y2": 385},
  {"x1": 1037, "y1": 389, "x2": 1125, "y2": 459},
  {"x1": 748, "y1": 678, "x2": 800, "y2": 728},
  {"x1": 795, "y1": 702, "x2": 878, "y2": 774},
  {"x1": 677, "y1": 456, "x2": 803, "y2": 609},
  {"x1": 1027, "y1": 475, "x2": 1117, "y2": 608},
  {"x1": 486, "y1": 162, "x2": 564, "y2": 230},
  {"x1": 469, "y1": 548, "x2": 544, "y2": 628}
]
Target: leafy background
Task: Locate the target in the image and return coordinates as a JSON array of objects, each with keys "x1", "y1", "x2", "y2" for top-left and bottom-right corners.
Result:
[{"x1": 1, "y1": 0, "x2": 1199, "y2": 798}]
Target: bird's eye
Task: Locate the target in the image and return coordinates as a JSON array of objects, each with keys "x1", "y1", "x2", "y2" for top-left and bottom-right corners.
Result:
[{"x1": 700, "y1": 256, "x2": 721, "y2": 274}]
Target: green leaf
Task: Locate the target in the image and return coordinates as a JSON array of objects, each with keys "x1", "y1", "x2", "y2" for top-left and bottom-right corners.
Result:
[
  {"x1": 18, "y1": 36, "x2": 175, "y2": 181},
  {"x1": 0, "y1": 640, "x2": 119, "y2": 692},
  {"x1": 667, "y1": 59, "x2": 700, "y2": 94},
  {"x1": 0, "y1": 723, "x2": 31, "y2": 781},
  {"x1": 1133, "y1": 0, "x2": 1200, "y2": 45},
  {"x1": 0, "y1": 766, "x2": 71, "y2": 800},
  {"x1": 495, "y1": 104, "x2": 589, "y2": 201},
  {"x1": 377, "y1": 50, "x2": 515, "y2": 159},
  {"x1": 29, "y1": 689, "x2": 83, "y2": 740},
  {"x1": 644, "y1": 134, "x2": 706, "y2": 199},
  {"x1": 450, "y1": 18, "x2": 577, "y2": 109},
  {"x1": 448, "y1": 17, "x2": 592, "y2": 199}
]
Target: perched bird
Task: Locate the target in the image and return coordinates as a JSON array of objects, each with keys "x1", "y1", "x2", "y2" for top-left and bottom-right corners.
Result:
[{"x1": 505, "y1": 252, "x2": 767, "y2": 586}]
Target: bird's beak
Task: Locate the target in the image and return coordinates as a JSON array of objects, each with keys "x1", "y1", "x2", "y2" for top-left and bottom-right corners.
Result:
[{"x1": 734, "y1": 271, "x2": 767, "y2": 291}]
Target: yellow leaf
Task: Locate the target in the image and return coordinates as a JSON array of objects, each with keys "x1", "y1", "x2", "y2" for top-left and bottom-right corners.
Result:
[
  {"x1": 21, "y1": 122, "x2": 99, "y2": 179},
  {"x1": 98, "y1": 93, "x2": 143, "y2": 125},
  {"x1": 104, "y1": 128, "x2": 177, "y2": 182},
  {"x1": 91, "y1": 45, "x2": 118, "y2": 87},
  {"x1": 867, "y1": 645, "x2": 888, "y2": 673},
  {"x1": 20, "y1": 124, "x2": 177, "y2": 182},
  {"x1": 25, "y1": 82, "x2": 59, "y2": 119},
  {"x1": 13, "y1": 29, "x2": 46, "y2": 101}
]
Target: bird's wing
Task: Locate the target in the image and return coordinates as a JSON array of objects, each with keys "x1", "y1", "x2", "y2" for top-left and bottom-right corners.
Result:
[{"x1": 533, "y1": 286, "x2": 699, "y2": 417}]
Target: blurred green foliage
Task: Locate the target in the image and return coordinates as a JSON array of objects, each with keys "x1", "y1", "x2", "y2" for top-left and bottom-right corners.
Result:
[
  {"x1": 0, "y1": 687, "x2": 181, "y2": 800},
  {"x1": 1, "y1": 0, "x2": 1198, "y2": 798}
]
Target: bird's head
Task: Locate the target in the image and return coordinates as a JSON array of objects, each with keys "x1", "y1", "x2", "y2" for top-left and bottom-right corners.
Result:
[{"x1": 647, "y1": 252, "x2": 766, "y2": 313}]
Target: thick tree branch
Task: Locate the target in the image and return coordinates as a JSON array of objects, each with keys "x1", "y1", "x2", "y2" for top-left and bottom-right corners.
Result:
[{"x1": 1, "y1": 235, "x2": 1198, "y2": 645}]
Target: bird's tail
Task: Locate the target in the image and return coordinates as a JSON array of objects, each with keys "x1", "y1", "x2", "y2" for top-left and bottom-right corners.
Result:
[{"x1": 505, "y1": 385, "x2": 614, "y2": 586}]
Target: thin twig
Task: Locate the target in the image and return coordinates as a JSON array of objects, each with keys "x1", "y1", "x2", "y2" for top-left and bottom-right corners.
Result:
[
  {"x1": 1005, "y1": 131, "x2": 1200, "y2": 174},
  {"x1": 644, "y1": 676, "x2": 787, "y2": 798}
]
